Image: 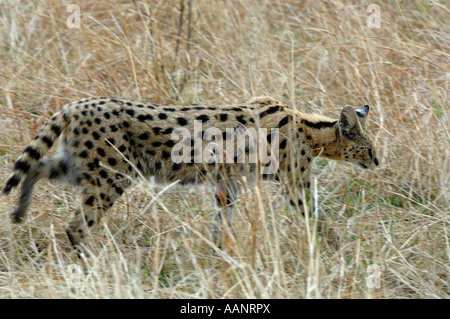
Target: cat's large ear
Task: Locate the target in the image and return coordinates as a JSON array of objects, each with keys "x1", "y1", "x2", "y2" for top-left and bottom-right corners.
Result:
[{"x1": 339, "y1": 105, "x2": 358, "y2": 133}]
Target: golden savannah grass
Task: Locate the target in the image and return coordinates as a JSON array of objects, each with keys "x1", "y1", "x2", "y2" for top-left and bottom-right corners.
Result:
[{"x1": 0, "y1": 0, "x2": 448, "y2": 298}]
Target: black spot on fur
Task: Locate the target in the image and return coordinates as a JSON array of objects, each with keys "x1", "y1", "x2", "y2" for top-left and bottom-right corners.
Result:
[
  {"x1": 304, "y1": 120, "x2": 337, "y2": 130},
  {"x1": 219, "y1": 114, "x2": 228, "y2": 122},
  {"x1": 97, "y1": 148, "x2": 106, "y2": 157},
  {"x1": 258, "y1": 105, "x2": 281, "y2": 118},
  {"x1": 60, "y1": 161, "x2": 69, "y2": 174},
  {"x1": 23, "y1": 146, "x2": 42, "y2": 160},
  {"x1": 3, "y1": 174, "x2": 21, "y2": 194},
  {"x1": 278, "y1": 115, "x2": 291, "y2": 128},
  {"x1": 92, "y1": 131, "x2": 101, "y2": 140},
  {"x1": 172, "y1": 163, "x2": 182, "y2": 170},
  {"x1": 164, "y1": 140, "x2": 175, "y2": 147},
  {"x1": 100, "y1": 193, "x2": 110, "y2": 202},
  {"x1": 138, "y1": 114, "x2": 153, "y2": 122},
  {"x1": 138, "y1": 132, "x2": 150, "y2": 140},
  {"x1": 99, "y1": 170, "x2": 108, "y2": 178},
  {"x1": 162, "y1": 150, "x2": 171, "y2": 159},
  {"x1": 236, "y1": 115, "x2": 247, "y2": 125},
  {"x1": 41, "y1": 136, "x2": 54, "y2": 148},
  {"x1": 196, "y1": 115, "x2": 209, "y2": 123},
  {"x1": 79, "y1": 150, "x2": 89, "y2": 158},
  {"x1": 158, "y1": 113, "x2": 168, "y2": 120},
  {"x1": 85, "y1": 196, "x2": 96, "y2": 206},
  {"x1": 162, "y1": 127, "x2": 173, "y2": 135},
  {"x1": 177, "y1": 117, "x2": 188, "y2": 126},
  {"x1": 115, "y1": 187, "x2": 124, "y2": 195},
  {"x1": 49, "y1": 168, "x2": 59, "y2": 179},
  {"x1": 50, "y1": 124, "x2": 61, "y2": 135},
  {"x1": 108, "y1": 158, "x2": 117, "y2": 166}
]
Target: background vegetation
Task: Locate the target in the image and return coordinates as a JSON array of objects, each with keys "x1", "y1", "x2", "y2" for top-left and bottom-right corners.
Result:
[{"x1": 0, "y1": 0, "x2": 448, "y2": 298}]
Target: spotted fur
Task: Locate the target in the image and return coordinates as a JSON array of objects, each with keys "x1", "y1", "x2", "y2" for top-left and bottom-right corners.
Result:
[{"x1": 2, "y1": 96, "x2": 379, "y2": 252}]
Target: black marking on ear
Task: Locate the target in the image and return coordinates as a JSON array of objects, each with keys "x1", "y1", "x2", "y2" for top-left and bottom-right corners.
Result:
[{"x1": 356, "y1": 105, "x2": 370, "y2": 118}]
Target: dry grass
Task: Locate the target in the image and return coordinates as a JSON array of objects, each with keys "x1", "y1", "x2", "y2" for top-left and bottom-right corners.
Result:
[{"x1": 0, "y1": 0, "x2": 448, "y2": 299}]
